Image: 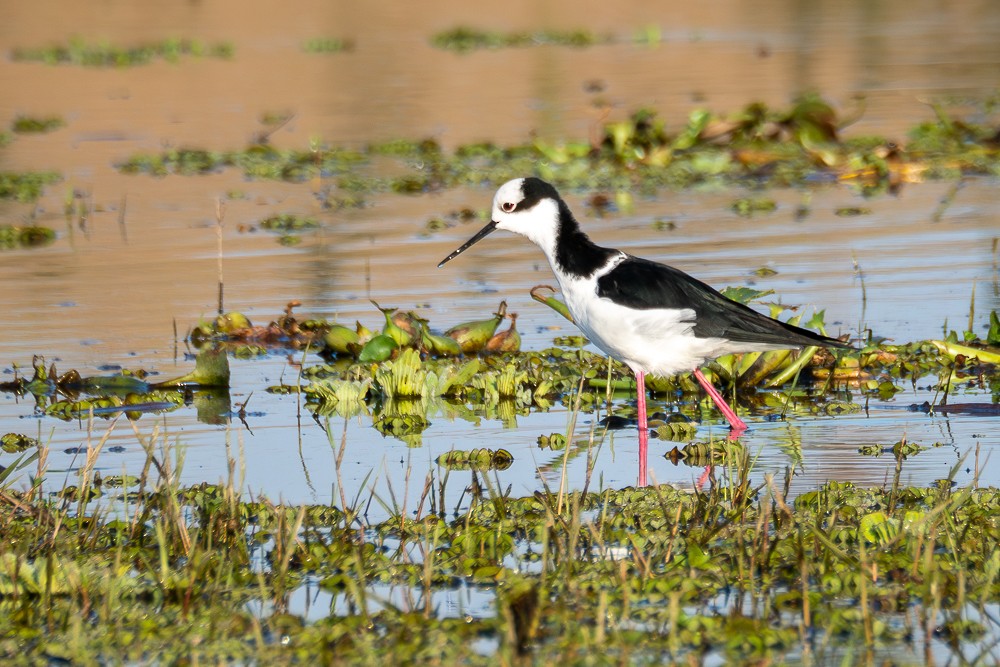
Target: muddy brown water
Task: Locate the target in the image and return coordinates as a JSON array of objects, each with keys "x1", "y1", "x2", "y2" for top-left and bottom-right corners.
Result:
[{"x1": 1, "y1": 1, "x2": 999, "y2": 520}]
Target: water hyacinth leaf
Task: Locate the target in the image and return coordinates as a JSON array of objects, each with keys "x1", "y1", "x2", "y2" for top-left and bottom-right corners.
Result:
[
  {"x1": 685, "y1": 543, "x2": 711, "y2": 570},
  {"x1": 738, "y1": 349, "x2": 792, "y2": 387},
  {"x1": 444, "y1": 301, "x2": 506, "y2": 353},
  {"x1": 323, "y1": 324, "x2": 360, "y2": 354},
  {"x1": 214, "y1": 312, "x2": 252, "y2": 334},
  {"x1": 485, "y1": 313, "x2": 520, "y2": 353},
  {"x1": 930, "y1": 339, "x2": 1000, "y2": 365},
  {"x1": 672, "y1": 108, "x2": 711, "y2": 151},
  {"x1": 355, "y1": 320, "x2": 374, "y2": 340},
  {"x1": 431, "y1": 358, "x2": 480, "y2": 396},
  {"x1": 358, "y1": 334, "x2": 398, "y2": 363},
  {"x1": 529, "y1": 285, "x2": 574, "y2": 322},
  {"x1": 718, "y1": 286, "x2": 775, "y2": 306},
  {"x1": 374, "y1": 348, "x2": 426, "y2": 399},
  {"x1": 417, "y1": 318, "x2": 463, "y2": 358},
  {"x1": 987, "y1": 310, "x2": 1000, "y2": 346},
  {"x1": 764, "y1": 346, "x2": 819, "y2": 388},
  {"x1": 371, "y1": 301, "x2": 413, "y2": 348}
]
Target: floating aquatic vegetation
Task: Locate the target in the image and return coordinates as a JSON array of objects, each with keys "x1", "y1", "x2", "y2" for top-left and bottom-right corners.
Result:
[
  {"x1": 373, "y1": 348, "x2": 427, "y2": 400},
  {"x1": 190, "y1": 301, "x2": 325, "y2": 349},
  {"x1": 430, "y1": 27, "x2": 607, "y2": 53},
  {"x1": 664, "y1": 438, "x2": 747, "y2": 466},
  {"x1": 436, "y1": 447, "x2": 513, "y2": 470},
  {"x1": 471, "y1": 363, "x2": 532, "y2": 404},
  {"x1": 834, "y1": 205, "x2": 872, "y2": 216},
  {"x1": 0, "y1": 224, "x2": 56, "y2": 249},
  {"x1": 374, "y1": 398, "x2": 431, "y2": 442},
  {"x1": 303, "y1": 378, "x2": 370, "y2": 419},
  {"x1": 357, "y1": 334, "x2": 398, "y2": 363},
  {"x1": 11, "y1": 36, "x2": 234, "y2": 67},
  {"x1": 417, "y1": 317, "x2": 463, "y2": 358},
  {"x1": 530, "y1": 285, "x2": 573, "y2": 323},
  {"x1": 653, "y1": 416, "x2": 699, "y2": 441},
  {"x1": 11, "y1": 115, "x2": 64, "y2": 134},
  {"x1": 371, "y1": 301, "x2": 414, "y2": 348},
  {"x1": 45, "y1": 390, "x2": 186, "y2": 420},
  {"x1": 0, "y1": 433, "x2": 38, "y2": 453},
  {"x1": 322, "y1": 323, "x2": 361, "y2": 356},
  {"x1": 930, "y1": 338, "x2": 1000, "y2": 365},
  {"x1": 537, "y1": 433, "x2": 567, "y2": 450},
  {"x1": 444, "y1": 300, "x2": 507, "y2": 354},
  {"x1": 259, "y1": 213, "x2": 320, "y2": 231},
  {"x1": 114, "y1": 96, "x2": 1000, "y2": 195},
  {"x1": 301, "y1": 37, "x2": 353, "y2": 54},
  {"x1": 485, "y1": 313, "x2": 520, "y2": 353},
  {"x1": 0, "y1": 171, "x2": 61, "y2": 202},
  {"x1": 731, "y1": 196, "x2": 777, "y2": 217},
  {"x1": 119, "y1": 144, "x2": 366, "y2": 181},
  {"x1": 857, "y1": 439, "x2": 931, "y2": 458},
  {"x1": 257, "y1": 213, "x2": 320, "y2": 245}
]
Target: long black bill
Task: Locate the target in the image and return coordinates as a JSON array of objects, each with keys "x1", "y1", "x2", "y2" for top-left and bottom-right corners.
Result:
[{"x1": 437, "y1": 220, "x2": 498, "y2": 267}]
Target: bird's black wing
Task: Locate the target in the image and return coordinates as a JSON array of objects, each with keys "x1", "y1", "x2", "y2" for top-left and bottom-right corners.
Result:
[{"x1": 595, "y1": 256, "x2": 850, "y2": 349}]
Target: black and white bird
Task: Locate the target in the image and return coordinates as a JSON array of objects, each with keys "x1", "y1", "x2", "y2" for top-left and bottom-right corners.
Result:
[{"x1": 439, "y1": 177, "x2": 850, "y2": 486}]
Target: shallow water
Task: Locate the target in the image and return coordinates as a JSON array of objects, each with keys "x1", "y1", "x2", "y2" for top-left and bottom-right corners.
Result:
[{"x1": 1, "y1": 0, "x2": 999, "y2": 517}]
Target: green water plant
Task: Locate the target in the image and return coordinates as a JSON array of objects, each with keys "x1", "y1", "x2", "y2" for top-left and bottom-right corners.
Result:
[
  {"x1": 116, "y1": 96, "x2": 1000, "y2": 194},
  {"x1": 0, "y1": 224, "x2": 56, "y2": 248},
  {"x1": 444, "y1": 300, "x2": 507, "y2": 353},
  {"x1": 431, "y1": 26, "x2": 607, "y2": 53},
  {"x1": 0, "y1": 397, "x2": 995, "y2": 664},
  {"x1": 11, "y1": 115, "x2": 64, "y2": 133},
  {"x1": 436, "y1": 447, "x2": 513, "y2": 470},
  {"x1": 11, "y1": 36, "x2": 234, "y2": 67},
  {"x1": 0, "y1": 171, "x2": 61, "y2": 202},
  {"x1": 301, "y1": 37, "x2": 353, "y2": 54}
]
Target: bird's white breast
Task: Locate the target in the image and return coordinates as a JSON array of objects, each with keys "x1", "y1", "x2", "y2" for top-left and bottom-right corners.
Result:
[{"x1": 553, "y1": 254, "x2": 730, "y2": 377}]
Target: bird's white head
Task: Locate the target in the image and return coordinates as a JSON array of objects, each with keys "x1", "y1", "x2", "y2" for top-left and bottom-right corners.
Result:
[{"x1": 438, "y1": 177, "x2": 563, "y2": 267}]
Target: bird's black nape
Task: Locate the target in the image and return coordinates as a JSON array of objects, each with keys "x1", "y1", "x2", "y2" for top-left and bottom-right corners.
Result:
[{"x1": 550, "y1": 199, "x2": 617, "y2": 279}]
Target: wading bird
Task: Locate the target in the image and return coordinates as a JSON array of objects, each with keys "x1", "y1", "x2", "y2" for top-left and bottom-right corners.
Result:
[{"x1": 439, "y1": 177, "x2": 850, "y2": 486}]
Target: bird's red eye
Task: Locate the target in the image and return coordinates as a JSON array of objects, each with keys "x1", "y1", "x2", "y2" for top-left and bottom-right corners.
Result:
[{"x1": 501, "y1": 201, "x2": 516, "y2": 213}]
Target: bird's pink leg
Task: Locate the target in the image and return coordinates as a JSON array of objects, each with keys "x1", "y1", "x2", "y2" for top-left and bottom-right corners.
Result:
[
  {"x1": 635, "y1": 370, "x2": 648, "y2": 487},
  {"x1": 693, "y1": 368, "x2": 748, "y2": 432}
]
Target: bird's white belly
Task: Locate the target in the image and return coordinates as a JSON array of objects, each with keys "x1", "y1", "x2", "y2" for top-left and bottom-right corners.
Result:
[{"x1": 557, "y1": 274, "x2": 727, "y2": 377}]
